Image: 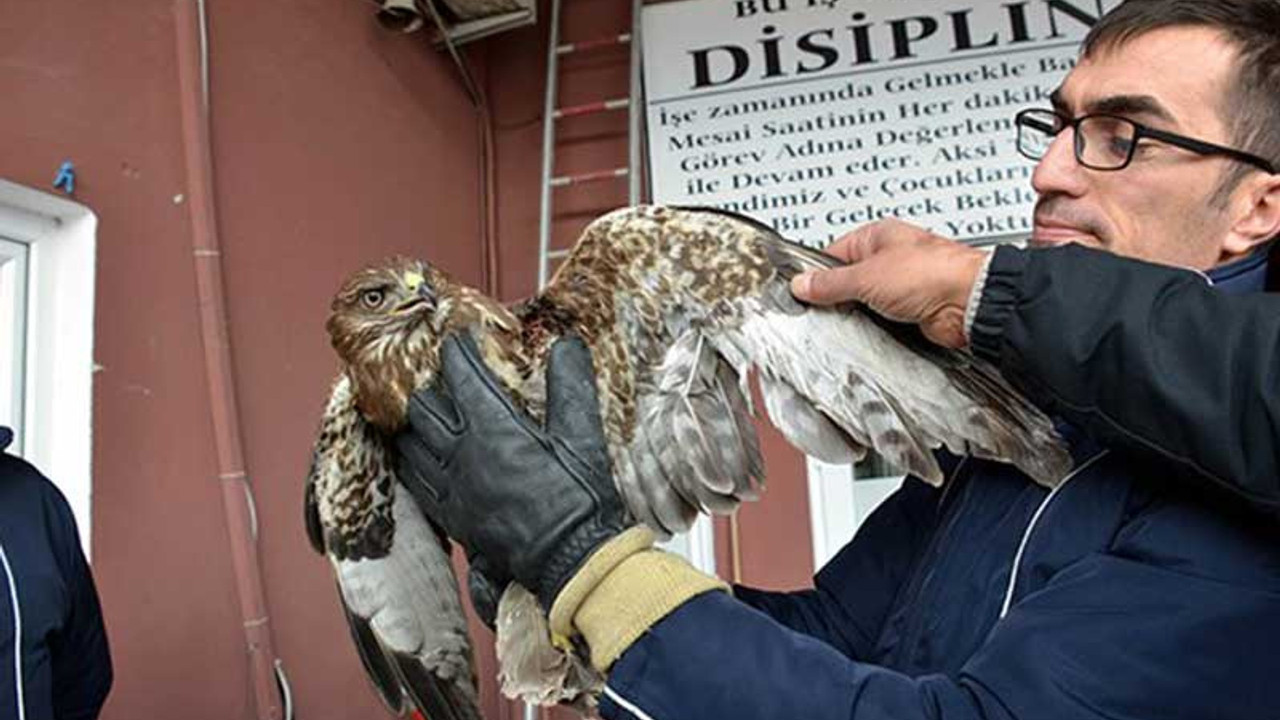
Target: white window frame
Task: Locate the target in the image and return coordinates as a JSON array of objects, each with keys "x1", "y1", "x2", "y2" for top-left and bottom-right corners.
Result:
[
  {"x1": 0, "y1": 239, "x2": 29, "y2": 454},
  {"x1": 0, "y1": 180, "x2": 97, "y2": 556},
  {"x1": 807, "y1": 460, "x2": 905, "y2": 570}
]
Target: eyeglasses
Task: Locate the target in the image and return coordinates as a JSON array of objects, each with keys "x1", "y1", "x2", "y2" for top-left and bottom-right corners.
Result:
[{"x1": 1014, "y1": 108, "x2": 1276, "y2": 174}]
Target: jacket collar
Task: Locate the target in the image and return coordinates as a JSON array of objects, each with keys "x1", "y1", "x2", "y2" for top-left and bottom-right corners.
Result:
[{"x1": 1206, "y1": 245, "x2": 1271, "y2": 295}]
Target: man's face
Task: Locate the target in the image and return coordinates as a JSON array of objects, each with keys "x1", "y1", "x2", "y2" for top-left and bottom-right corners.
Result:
[{"x1": 1031, "y1": 26, "x2": 1245, "y2": 269}]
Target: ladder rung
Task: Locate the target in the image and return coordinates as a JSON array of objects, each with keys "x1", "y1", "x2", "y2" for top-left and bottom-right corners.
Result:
[
  {"x1": 557, "y1": 33, "x2": 631, "y2": 55},
  {"x1": 551, "y1": 167, "x2": 629, "y2": 187},
  {"x1": 553, "y1": 98, "x2": 629, "y2": 119},
  {"x1": 547, "y1": 249, "x2": 572, "y2": 259}
]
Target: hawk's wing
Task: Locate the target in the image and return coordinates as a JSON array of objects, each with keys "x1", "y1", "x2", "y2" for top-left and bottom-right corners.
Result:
[
  {"x1": 305, "y1": 376, "x2": 482, "y2": 720},
  {"x1": 612, "y1": 328, "x2": 766, "y2": 535},
  {"x1": 545, "y1": 206, "x2": 1071, "y2": 537}
]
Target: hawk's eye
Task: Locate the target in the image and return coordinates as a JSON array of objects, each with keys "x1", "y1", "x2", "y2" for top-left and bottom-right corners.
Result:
[{"x1": 360, "y1": 289, "x2": 386, "y2": 309}]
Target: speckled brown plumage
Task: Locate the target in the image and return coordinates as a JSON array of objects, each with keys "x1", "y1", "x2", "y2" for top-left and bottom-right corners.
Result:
[{"x1": 305, "y1": 205, "x2": 1073, "y2": 714}]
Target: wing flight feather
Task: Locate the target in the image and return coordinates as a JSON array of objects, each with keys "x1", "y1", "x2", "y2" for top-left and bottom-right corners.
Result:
[
  {"x1": 557, "y1": 207, "x2": 1070, "y2": 509},
  {"x1": 306, "y1": 379, "x2": 482, "y2": 720}
]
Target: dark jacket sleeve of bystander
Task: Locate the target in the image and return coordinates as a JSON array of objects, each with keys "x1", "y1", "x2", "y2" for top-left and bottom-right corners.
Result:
[
  {"x1": 48, "y1": 485, "x2": 112, "y2": 720},
  {"x1": 968, "y1": 243, "x2": 1280, "y2": 514}
]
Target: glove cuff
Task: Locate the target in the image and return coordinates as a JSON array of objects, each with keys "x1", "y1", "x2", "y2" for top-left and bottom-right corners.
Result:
[
  {"x1": 555, "y1": 542, "x2": 729, "y2": 672},
  {"x1": 548, "y1": 526, "x2": 655, "y2": 643}
]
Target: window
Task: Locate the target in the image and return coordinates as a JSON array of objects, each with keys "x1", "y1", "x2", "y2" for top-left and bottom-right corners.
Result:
[
  {"x1": 0, "y1": 180, "x2": 97, "y2": 555},
  {"x1": 807, "y1": 459, "x2": 904, "y2": 570}
]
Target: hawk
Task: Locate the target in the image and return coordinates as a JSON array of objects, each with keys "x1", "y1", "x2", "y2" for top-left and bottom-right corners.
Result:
[{"x1": 305, "y1": 205, "x2": 1071, "y2": 718}]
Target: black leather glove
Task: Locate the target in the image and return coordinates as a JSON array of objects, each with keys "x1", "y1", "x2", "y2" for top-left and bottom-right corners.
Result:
[
  {"x1": 465, "y1": 555, "x2": 506, "y2": 630},
  {"x1": 395, "y1": 333, "x2": 629, "y2": 612}
]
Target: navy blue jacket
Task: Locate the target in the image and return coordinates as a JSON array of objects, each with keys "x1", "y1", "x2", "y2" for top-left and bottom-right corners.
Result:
[
  {"x1": 599, "y1": 252, "x2": 1280, "y2": 720},
  {"x1": 971, "y1": 243, "x2": 1280, "y2": 517},
  {"x1": 0, "y1": 429, "x2": 112, "y2": 720}
]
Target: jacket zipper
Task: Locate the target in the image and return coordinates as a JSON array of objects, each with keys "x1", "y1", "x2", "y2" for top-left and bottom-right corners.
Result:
[
  {"x1": 0, "y1": 539, "x2": 24, "y2": 720},
  {"x1": 890, "y1": 461, "x2": 973, "y2": 668}
]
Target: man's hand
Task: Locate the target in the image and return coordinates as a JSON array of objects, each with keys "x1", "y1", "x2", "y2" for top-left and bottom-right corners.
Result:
[
  {"x1": 790, "y1": 219, "x2": 988, "y2": 349},
  {"x1": 395, "y1": 333, "x2": 632, "y2": 614}
]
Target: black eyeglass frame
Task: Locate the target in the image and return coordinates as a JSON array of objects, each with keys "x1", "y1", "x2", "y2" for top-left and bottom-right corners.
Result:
[{"x1": 1015, "y1": 108, "x2": 1276, "y2": 174}]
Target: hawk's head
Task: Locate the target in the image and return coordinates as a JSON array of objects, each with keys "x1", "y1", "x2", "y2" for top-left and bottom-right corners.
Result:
[{"x1": 326, "y1": 257, "x2": 456, "y2": 431}]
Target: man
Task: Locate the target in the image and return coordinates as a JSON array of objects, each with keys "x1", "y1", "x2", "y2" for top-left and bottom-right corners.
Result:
[
  {"x1": 397, "y1": 2, "x2": 1280, "y2": 718},
  {"x1": 0, "y1": 427, "x2": 113, "y2": 719},
  {"x1": 789, "y1": 0, "x2": 1280, "y2": 512}
]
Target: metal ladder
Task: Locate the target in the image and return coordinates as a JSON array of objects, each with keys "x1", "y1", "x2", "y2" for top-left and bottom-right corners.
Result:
[
  {"x1": 525, "y1": 4, "x2": 643, "y2": 718},
  {"x1": 536, "y1": 0, "x2": 645, "y2": 290}
]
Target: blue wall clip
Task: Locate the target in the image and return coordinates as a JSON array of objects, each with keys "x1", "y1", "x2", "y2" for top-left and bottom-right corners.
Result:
[{"x1": 53, "y1": 161, "x2": 76, "y2": 195}]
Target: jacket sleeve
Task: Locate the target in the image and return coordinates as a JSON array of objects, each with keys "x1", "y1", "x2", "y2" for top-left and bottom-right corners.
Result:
[
  {"x1": 969, "y1": 244, "x2": 1280, "y2": 514},
  {"x1": 597, "y1": 508, "x2": 1279, "y2": 720},
  {"x1": 600, "y1": 592, "x2": 992, "y2": 720},
  {"x1": 47, "y1": 489, "x2": 112, "y2": 720},
  {"x1": 731, "y1": 477, "x2": 940, "y2": 662}
]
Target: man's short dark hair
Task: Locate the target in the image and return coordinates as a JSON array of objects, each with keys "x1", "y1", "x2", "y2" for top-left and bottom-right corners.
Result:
[{"x1": 1083, "y1": 0, "x2": 1280, "y2": 202}]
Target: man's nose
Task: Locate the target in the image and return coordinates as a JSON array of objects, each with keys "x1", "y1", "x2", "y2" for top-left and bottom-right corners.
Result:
[{"x1": 1031, "y1": 128, "x2": 1089, "y2": 198}]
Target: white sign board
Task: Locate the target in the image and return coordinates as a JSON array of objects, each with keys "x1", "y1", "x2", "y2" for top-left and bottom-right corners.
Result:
[
  {"x1": 641, "y1": 0, "x2": 1120, "y2": 570},
  {"x1": 643, "y1": 0, "x2": 1121, "y2": 246}
]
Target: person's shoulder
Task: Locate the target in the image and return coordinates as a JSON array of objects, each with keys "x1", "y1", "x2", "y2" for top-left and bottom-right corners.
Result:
[
  {"x1": 0, "y1": 428, "x2": 39, "y2": 480},
  {"x1": 1115, "y1": 462, "x2": 1280, "y2": 589},
  {"x1": 0, "y1": 429, "x2": 70, "y2": 508}
]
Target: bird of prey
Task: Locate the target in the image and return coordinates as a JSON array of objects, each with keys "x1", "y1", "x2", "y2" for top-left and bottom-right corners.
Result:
[{"x1": 305, "y1": 205, "x2": 1071, "y2": 717}]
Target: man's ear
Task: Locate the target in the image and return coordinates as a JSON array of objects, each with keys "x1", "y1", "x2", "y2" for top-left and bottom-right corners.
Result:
[{"x1": 1223, "y1": 172, "x2": 1280, "y2": 257}]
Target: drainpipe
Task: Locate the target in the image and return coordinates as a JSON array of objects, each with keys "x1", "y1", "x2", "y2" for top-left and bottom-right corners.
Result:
[{"x1": 174, "y1": 2, "x2": 283, "y2": 718}]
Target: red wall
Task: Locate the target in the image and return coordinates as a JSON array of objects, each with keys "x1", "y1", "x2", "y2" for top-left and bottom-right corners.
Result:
[
  {"x1": 3, "y1": 0, "x2": 489, "y2": 717},
  {"x1": 1, "y1": 0, "x2": 814, "y2": 718}
]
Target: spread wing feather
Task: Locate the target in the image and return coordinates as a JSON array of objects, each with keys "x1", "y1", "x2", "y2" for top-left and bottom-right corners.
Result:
[
  {"x1": 305, "y1": 378, "x2": 482, "y2": 720},
  {"x1": 757, "y1": 367, "x2": 868, "y2": 465},
  {"x1": 336, "y1": 586, "x2": 409, "y2": 713},
  {"x1": 613, "y1": 328, "x2": 769, "y2": 537},
  {"x1": 549, "y1": 206, "x2": 1070, "y2": 534},
  {"x1": 753, "y1": 219, "x2": 1070, "y2": 483},
  {"x1": 330, "y1": 486, "x2": 480, "y2": 720}
]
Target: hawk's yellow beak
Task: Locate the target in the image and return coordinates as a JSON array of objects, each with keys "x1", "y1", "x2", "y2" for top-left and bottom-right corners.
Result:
[
  {"x1": 398, "y1": 269, "x2": 436, "y2": 311},
  {"x1": 403, "y1": 271, "x2": 425, "y2": 292}
]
